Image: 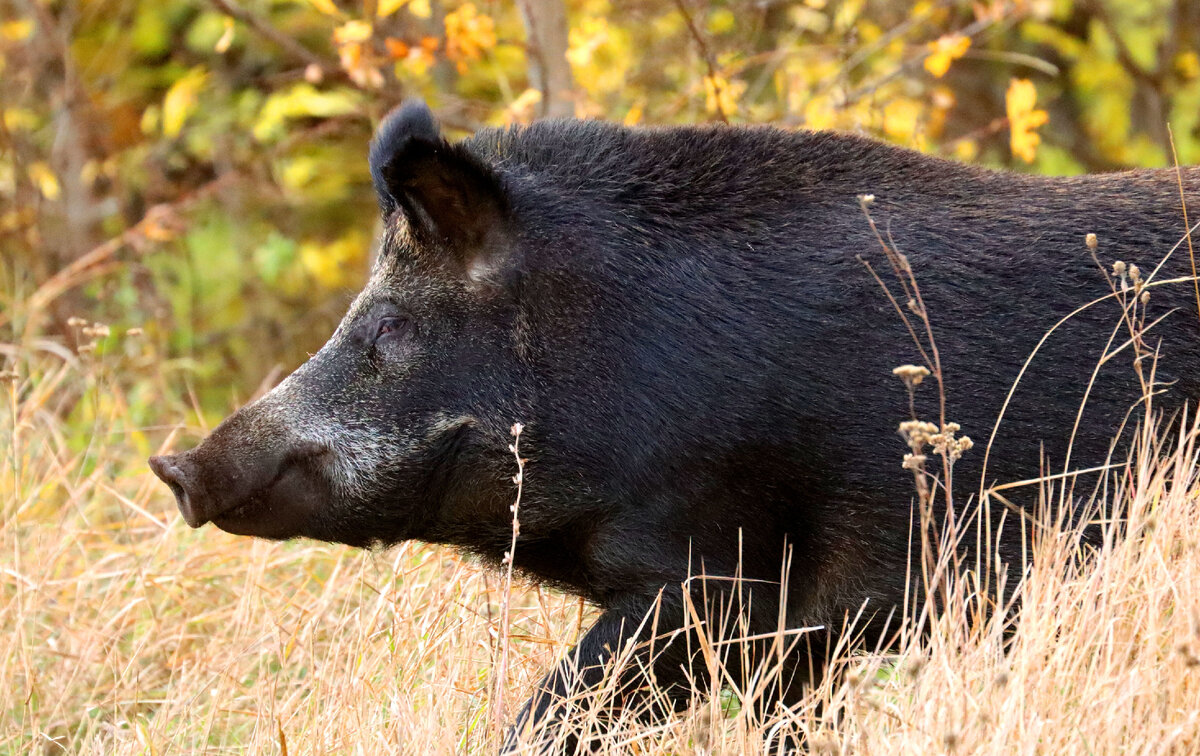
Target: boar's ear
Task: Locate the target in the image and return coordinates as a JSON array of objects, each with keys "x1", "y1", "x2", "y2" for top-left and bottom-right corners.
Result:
[{"x1": 369, "y1": 101, "x2": 509, "y2": 280}]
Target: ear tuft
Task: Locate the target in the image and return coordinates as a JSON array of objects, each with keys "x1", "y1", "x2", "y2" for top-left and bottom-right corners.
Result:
[
  {"x1": 367, "y1": 100, "x2": 511, "y2": 282},
  {"x1": 369, "y1": 100, "x2": 443, "y2": 217}
]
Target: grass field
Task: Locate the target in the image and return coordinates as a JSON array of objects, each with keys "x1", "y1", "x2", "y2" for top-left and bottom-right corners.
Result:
[{"x1": 4, "y1": 306, "x2": 1200, "y2": 755}]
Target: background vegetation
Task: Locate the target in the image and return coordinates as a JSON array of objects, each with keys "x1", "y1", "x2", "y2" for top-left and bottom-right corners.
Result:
[
  {"x1": 5, "y1": 0, "x2": 1200, "y2": 412},
  {"x1": 3, "y1": 0, "x2": 1200, "y2": 752}
]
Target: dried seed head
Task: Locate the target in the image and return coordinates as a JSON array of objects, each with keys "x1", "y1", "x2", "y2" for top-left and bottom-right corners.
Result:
[
  {"x1": 1140, "y1": 290, "x2": 1150, "y2": 306},
  {"x1": 125, "y1": 327, "x2": 144, "y2": 337},
  {"x1": 892, "y1": 364, "x2": 931, "y2": 388},
  {"x1": 899, "y1": 420, "x2": 939, "y2": 448},
  {"x1": 1113, "y1": 260, "x2": 1127, "y2": 277},
  {"x1": 1085, "y1": 232, "x2": 1098, "y2": 249},
  {"x1": 902, "y1": 453, "x2": 927, "y2": 471},
  {"x1": 1129, "y1": 264, "x2": 1141, "y2": 282},
  {"x1": 67, "y1": 316, "x2": 88, "y2": 328},
  {"x1": 858, "y1": 193, "x2": 876, "y2": 207},
  {"x1": 923, "y1": 422, "x2": 974, "y2": 461}
]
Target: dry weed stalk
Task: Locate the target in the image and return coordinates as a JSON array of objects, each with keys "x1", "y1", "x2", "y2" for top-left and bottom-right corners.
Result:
[
  {"x1": 490, "y1": 421, "x2": 527, "y2": 740},
  {"x1": 855, "y1": 194, "x2": 974, "y2": 612}
]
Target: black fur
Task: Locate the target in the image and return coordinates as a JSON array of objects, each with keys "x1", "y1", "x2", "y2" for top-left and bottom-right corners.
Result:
[{"x1": 153, "y1": 101, "x2": 1200, "y2": 752}]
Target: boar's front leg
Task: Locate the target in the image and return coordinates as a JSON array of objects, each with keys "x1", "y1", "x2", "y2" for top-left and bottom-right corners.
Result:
[{"x1": 501, "y1": 603, "x2": 694, "y2": 754}]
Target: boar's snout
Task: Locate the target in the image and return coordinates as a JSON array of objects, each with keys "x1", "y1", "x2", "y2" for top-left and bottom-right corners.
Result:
[
  {"x1": 149, "y1": 411, "x2": 335, "y2": 539},
  {"x1": 148, "y1": 453, "x2": 207, "y2": 527}
]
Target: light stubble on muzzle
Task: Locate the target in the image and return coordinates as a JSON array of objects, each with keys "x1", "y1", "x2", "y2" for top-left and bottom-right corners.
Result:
[{"x1": 148, "y1": 383, "x2": 345, "y2": 538}]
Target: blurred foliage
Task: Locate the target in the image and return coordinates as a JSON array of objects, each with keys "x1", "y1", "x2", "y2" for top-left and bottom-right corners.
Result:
[{"x1": 2, "y1": 0, "x2": 1200, "y2": 419}]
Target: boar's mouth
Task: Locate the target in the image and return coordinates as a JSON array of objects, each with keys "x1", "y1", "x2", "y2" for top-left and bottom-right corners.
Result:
[
  {"x1": 149, "y1": 442, "x2": 334, "y2": 540},
  {"x1": 209, "y1": 460, "x2": 327, "y2": 538}
]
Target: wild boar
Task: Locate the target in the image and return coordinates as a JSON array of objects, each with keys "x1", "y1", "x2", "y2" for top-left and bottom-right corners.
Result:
[{"x1": 150, "y1": 100, "x2": 1200, "y2": 750}]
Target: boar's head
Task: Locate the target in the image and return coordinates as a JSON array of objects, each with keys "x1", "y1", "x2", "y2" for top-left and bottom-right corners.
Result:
[{"x1": 149, "y1": 102, "x2": 531, "y2": 548}]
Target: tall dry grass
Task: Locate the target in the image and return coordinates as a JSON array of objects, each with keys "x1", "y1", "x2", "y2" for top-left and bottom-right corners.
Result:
[{"x1": 4, "y1": 286, "x2": 1200, "y2": 754}]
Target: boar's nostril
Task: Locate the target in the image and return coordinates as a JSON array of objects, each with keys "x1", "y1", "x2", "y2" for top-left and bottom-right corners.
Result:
[{"x1": 148, "y1": 455, "x2": 206, "y2": 529}]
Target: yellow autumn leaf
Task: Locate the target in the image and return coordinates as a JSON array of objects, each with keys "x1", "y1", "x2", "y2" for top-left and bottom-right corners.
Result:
[
  {"x1": 0, "y1": 207, "x2": 34, "y2": 233},
  {"x1": 444, "y1": 3, "x2": 496, "y2": 72},
  {"x1": 883, "y1": 98, "x2": 921, "y2": 144},
  {"x1": 924, "y1": 33, "x2": 970, "y2": 78},
  {"x1": 394, "y1": 36, "x2": 438, "y2": 77},
  {"x1": 382, "y1": 0, "x2": 431, "y2": 18},
  {"x1": 252, "y1": 83, "x2": 362, "y2": 141},
  {"x1": 333, "y1": 20, "x2": 372, "y2": 44},
  {"x1": 927, "y1": 86, "x2": 955, "y2": 138},
  {"x1": 140, "y1": 105, "x2": 160, "y2": 135},
  {"x1": 3, "y1": 108, "x2": 37, "y2": 131},
  {"x1": 306, "y1": 0, "x2": 341, "y2": 16},
  {"x1": 953, "y1": 139, "x2": 978, "y2": 161},
  {"x1": 162, "y1": 67, "x2": 208, "y2": 138},
  {"x1": 1176, "y1": 51, "x2": 1200, "y2": 80},
  {"x1": 803, "y1": 95, "x2": 837, "y2": 130},
  {"x1": 300, "y1": 233, "x2": 367, "y2": 289},
  {"x1": 504, "y1": 88, "x2": 542, "y2": 125},
  {"x1": 378, "y1": 0, "x2": 405, "y2": 17},
  {"x1": 214, "y1": 17, "x2": 234, "y2": 53},
  {"x1": 1006, "y1": 77, "x2": 1049, "y2": 163},
  {"x1": 567, "y1": 16, "x2": 608, "y2": 69},
  {"x1": 333, "y1": 21, "x2": 383, "y2": 87},
  {"x1": 1, "y1": 18, "x2": 34, "y2": 40},
  {"x1": 28, "y1": 162, "x2": 60, "y2": 200},
  {"x1": 706, "y1": 8, "x2": 736, "y2": 35},
  {"x1": 703, "y1": 74, "x2": 744, "y2": 118}
]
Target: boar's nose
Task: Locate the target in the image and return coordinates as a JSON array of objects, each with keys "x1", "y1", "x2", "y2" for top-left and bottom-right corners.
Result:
[{"x1": 148, "y1": 453, "x2": 207, "y2": 528}]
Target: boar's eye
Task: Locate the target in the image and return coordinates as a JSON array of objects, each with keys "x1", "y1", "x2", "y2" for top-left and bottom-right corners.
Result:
[{"x1": 374, "y1": 316, "x2": 411, "y2": 343}]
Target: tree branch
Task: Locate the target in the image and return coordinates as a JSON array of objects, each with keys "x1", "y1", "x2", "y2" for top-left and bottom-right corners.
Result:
[
  {"x1": 518, "y1": 0, "x2": 575, "y2": 119},
  {"x1": 673, "y1": 0, "x2": 729, "y2": 123},
  {"x1": 207, "y1": 0, "x2": 330, "y2": 70}
]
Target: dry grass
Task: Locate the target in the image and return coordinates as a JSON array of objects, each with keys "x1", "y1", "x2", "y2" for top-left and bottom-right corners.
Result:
[{"x1": 4, "y1": 312, "x2": 1200, "y2": 755}]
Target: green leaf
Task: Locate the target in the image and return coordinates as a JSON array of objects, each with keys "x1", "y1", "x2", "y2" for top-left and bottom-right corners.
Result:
[
  {"x1": 252, "y1": 83, "x2": 363, "y2": 142},
  {"x1": 253, "y1": 232, "x2": 298, "y2": 285}
]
